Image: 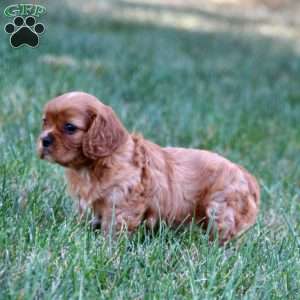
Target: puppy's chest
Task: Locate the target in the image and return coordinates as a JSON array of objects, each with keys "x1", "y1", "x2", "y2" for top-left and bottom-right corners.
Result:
[
  {"x1": 66, "y1": 168, "x2": 141, "y2": 208},
  {"x1": 67, "y1": 170, "x2": 99, "y2": 205}
]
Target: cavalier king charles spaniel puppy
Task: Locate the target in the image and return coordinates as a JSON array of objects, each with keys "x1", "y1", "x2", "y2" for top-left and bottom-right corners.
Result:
[{"x1": 38, "y1": 92, "x2": 260, "y2": 243}]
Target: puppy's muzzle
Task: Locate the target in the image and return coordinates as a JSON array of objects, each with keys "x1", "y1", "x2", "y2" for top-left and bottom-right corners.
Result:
[{"x1": 41, "y1": 133, "x2": 54, "y2": 148}]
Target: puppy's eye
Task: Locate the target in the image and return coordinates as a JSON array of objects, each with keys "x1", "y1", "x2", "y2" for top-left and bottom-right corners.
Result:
[{"x1": 64, "y1": 123, "x2": 77, "y2": 134}]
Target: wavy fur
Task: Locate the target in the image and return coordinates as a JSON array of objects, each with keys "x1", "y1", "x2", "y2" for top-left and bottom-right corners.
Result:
[{"x1": 38, "y1": 92, "x2": 260, "y2": 243}]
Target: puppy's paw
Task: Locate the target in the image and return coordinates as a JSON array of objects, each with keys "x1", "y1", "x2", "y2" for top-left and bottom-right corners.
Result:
[{"x1": 90, "y1": 216, "x2": 102, "y2": 231}]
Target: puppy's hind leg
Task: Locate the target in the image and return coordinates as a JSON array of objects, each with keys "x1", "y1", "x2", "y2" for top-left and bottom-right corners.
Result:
[{"x1": 205, "y1": 190, "x2": 258, "y2": 244}]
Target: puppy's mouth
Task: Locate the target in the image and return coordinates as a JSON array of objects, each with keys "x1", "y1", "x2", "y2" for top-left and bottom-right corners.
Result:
[
  {"x1": 37, "y1": 144, "x2": 54, "y2": 162},
  {"x1": 37, "y1": 145, "x2": 70, "y2": 166}
]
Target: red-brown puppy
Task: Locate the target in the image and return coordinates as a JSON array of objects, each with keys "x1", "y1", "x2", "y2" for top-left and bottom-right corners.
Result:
[{"x1": 38, "y1": 92, "x2": 260, "y2": 243}]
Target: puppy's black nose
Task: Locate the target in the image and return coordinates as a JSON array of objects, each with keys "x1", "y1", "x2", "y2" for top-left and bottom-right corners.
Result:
[{"x1": 41, "y1": 134, "x2": 53, "y2": 147}]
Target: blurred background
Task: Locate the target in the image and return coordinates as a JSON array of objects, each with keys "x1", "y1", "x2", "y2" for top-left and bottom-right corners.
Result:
[{"x1": 1, "y1": 0, "x2": 299, "y2": 177}]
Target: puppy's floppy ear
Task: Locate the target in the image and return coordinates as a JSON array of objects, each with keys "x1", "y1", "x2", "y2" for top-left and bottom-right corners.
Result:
[{"x1": 82, "y1": 106, "x2": 128, "y2": 159}]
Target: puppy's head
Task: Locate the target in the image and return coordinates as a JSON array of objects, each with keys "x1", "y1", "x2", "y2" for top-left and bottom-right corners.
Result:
[{"x1": 37, "y1": 92, "x2": 128, "y2": 168}]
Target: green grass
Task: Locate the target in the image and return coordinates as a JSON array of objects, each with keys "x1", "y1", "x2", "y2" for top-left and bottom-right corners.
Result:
[{"x1": 0, "y1": 1, "x2": 300, "y2": 299}]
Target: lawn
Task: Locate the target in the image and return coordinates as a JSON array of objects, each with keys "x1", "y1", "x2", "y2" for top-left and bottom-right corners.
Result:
[{"x1": 0, "y1": 0, "x2": 300, "y2": 299}]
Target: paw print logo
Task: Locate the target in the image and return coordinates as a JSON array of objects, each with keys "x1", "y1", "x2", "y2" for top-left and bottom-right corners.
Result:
[{"x1": 4, "y1": 16, "x2": 45, "y2": 48}]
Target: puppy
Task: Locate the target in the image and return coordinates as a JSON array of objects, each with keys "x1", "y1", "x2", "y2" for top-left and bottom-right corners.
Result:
[{"x1": 38, "y1": 92, "x2": 260, "y2": 243}]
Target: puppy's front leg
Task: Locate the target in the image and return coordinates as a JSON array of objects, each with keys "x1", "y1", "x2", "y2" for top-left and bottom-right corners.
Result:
[
  {"x1": 90, "y1": 215, "x2": 102, "y2": 231},
  {"x1": 77, "y1": 199, "x2": 101, "y2": 230},
  {"x1": 77, "y1": 198, "x2": 88, "y2": 221},
  {"x1": 90, "y1": 200, "x2": 106, "y2": 231},
  {"x1": 100, "y1": 203, "x2": 146, "y2": 237}
]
